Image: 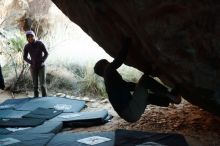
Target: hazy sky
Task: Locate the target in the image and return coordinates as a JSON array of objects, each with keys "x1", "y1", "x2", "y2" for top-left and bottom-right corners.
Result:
[{"x1": 48, "y1": 3, "x2": 112, "y2": 64}]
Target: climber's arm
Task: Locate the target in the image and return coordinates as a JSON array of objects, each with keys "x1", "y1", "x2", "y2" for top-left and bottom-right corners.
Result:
[{"x1": 110, "y1": 37, "x2": 132, "y2": 70}]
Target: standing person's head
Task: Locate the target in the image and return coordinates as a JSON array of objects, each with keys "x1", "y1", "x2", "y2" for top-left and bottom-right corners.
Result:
[
  {"x1": 94, "y1": 59, "x2": 109, "y2": 77},
  {"x1": 26, "y1": 30, "x2": 35, "y2": 44}
]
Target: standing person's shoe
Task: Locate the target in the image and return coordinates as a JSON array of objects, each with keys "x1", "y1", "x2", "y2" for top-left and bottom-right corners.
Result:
[
  {"x1": 34, "y1": 90, "x2": 39, "y2": 98},
  {"x1": 0, "y1": 80, "x2": 5, "y2": 90},
  {"x1": 41, "y1": 87, "x2": 47, "y2": 97}
]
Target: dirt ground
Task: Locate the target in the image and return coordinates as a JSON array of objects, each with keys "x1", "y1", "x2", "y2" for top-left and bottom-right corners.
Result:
[
  {"x1": 78, "y1": 98, "x2": 220, "y2": 146},
  {"x1": 0, "y1": 90, "x2": 220, "y2": 146}
]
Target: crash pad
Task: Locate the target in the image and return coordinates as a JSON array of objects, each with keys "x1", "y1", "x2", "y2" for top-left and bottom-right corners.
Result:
[
  {"x1": 0, "y1": 133, "x2": 54, "y2": 146},
  {"x1": 47, "y1": 131, "x2": 114, "y2": 146},
  {"x1": 0, "y1": 109, "x2": 30, "y2": 118},
  {"x1": 0, "y1": 98, "x2": 31, "y2": 110},
  {"x1": 51, "y1": 109, "x2": 112, "y2": 127},
  {"x1": 22, "y1": 107, "x2": 62, "y2": 120},
  {"x1": 0, "y1": 118, "x2": 45, "y2": 128},
  {"x1": 16, "y1": 97, "x2": 86, "y2": 112}
]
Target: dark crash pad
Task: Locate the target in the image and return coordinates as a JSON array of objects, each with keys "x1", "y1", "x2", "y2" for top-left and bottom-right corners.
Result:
[
  {"x1": 50, "y1": 109, "x2": 112, "y2": 127},
  {"x1": 52, "y1": 0, "x2": 220, "y2": 116},
  {"x1": 0, "y1": 109, "x2": 30, "y2": 118},
  {"x1": 114, "y1": 129, "x2": 189, "y2": 146},
  {"x1": 0, "y1": 98, "x2": 31, "y2": 110},
  {"x1": 47, "y1": 129, "x2": 189, "y2": 146},
  {"x1": 22, "y1": 107, "x2": 62, "y2": 120},
  {"x1": 0, "y1": 118, "x2": 45, "y2": 128}
]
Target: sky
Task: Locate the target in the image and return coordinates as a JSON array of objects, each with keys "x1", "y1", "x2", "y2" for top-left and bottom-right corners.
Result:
[
  {"x1": 47, "y1": 3, "x2": 112, "y2": 65},
  {"x1": 0, "y1": 2, "x2": 112, "y2": 66}
]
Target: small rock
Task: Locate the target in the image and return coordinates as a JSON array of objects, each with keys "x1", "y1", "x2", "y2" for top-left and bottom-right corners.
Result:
[
  {"x1": 90, "y1": 99, "x2": 96, "y2": 102},
  {"x1": 56, "y1": 93, "x2": 66, "y2": 97},
  {"x1": 66, "y1": 95, "x2": 71, "y2": 98},
  {"x1": 75, "y1": 97, "x2": 81, "y2": 100},
  {"x1": 90, "y1": 103, "x2": 100, "y2": 108},
  {"x1": 82, "y1": 97, "x2": 90, "y2": 101},
  {"x1": 101, "y1": 99, "x2": 108, "y2": 103}
]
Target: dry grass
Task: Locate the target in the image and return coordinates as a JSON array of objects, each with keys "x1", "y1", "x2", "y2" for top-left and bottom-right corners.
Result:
[{"x1": 3, "y1": 60, "x2": 143, "y2": 99}]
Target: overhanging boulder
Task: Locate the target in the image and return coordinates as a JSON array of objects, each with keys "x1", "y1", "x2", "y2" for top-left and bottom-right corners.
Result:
[{"x1": 52, "y1": 0, "x2": 220, "y2": 116}]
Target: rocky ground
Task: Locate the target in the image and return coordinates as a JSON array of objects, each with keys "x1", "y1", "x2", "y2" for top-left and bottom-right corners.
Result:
[
  {"x1": 0, "y1": 90, "x2": 220, "y2": 146},
  {"x1": 74, "y1": 97, "x2": 220, "y2": 146}
]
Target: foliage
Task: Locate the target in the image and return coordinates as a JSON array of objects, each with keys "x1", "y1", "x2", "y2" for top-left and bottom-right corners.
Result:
[
  {"x1": 76, "y1": 63, "x2": 107, "y2": 98},
  {"x1": 2, "y1": 31, "x2": 29, "y2": 92},
  {"x1": 6, "y1": 33, "x2": 26, "y2": 73},
  {"x1": 46, "y1": 66, "x2": 74, "y2": 92},
  {"x1": 46, "y1": 61, "x2": 107, "y2": 98}
]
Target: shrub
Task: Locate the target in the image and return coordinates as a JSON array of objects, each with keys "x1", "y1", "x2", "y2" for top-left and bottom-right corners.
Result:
[
  {"x1": 47, "y1": 61, "x2": 107, "y2": 99},
  {"x1": 2, "y1": 31, "x2": 29, "y2": 92},
  {"x1": 76, "y1": 63, "x2": 107, "y2": 98},
  {"x1": 46, "y1": 67, "x2": 74, "y2": 93}
]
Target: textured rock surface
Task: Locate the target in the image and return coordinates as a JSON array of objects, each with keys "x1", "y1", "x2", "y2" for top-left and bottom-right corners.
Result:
[{"x1": 52, "y1": 0, "x2": 220, "y2": 116}]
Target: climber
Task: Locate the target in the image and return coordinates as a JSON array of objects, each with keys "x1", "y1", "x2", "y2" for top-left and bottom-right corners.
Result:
[{"x1": 94, "y1": 37, "x2": 181, "y2": 122}]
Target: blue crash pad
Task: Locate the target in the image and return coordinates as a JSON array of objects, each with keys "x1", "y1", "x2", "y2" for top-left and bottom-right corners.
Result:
[
  {"x1": 47, "y1": 130, "x2": 189, "y2": 146},
  {"x1": 0, "y1": 128, "x2": 11, "y2": 135},
  {"x1": 47, "y1": 131, "x2": 114, "y2": 146},
  {"x1": 14, "y1": 121, "x2": 63, "y2": 134},
  {"x1": 16, "y1": 97, "x2": 86, "y2": 112},
  {"x1": 0, "y1": 98, "x2": 31, "y2": 110},
  {"x1": 0, "y1": 133, "x2": 54, "y2": 146}
]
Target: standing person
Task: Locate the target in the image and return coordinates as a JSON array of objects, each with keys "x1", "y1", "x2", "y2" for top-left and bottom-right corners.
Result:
[
  {"x1": 23, "y1": 30, "x2": 48, "y2": 97},
  {"x1": 94, "y1": 37, "x2": 181, "y2": 122}
]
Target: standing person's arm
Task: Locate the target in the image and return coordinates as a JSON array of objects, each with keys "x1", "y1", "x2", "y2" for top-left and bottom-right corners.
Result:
[
  {"x1": 23, "y1": 46, "x2": 32, "y2": 64},
  {"x1": 110, "y1": 37, "x2": 132, "y2": 70},
  {"x1": 41, "y1": 42, "x2": 48, "y2": 62}
]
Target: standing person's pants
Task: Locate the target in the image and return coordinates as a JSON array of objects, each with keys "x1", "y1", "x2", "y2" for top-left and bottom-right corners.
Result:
[
  {"x1": 30, "y1": 66, "x2": 47, "y2": 97},
  {"x1": 0, "y1": 65, "x2": 5, "y2": 90}
]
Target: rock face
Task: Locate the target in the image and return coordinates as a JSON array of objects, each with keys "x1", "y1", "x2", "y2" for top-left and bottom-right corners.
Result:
[{"x1": 52, "y1": 0, "x2": 220, "y2": 116}]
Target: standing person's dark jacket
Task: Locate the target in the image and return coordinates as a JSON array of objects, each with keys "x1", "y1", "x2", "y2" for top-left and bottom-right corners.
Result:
[{"x1": 23, "y1": 40, "x2": 48, "y2": 69}]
